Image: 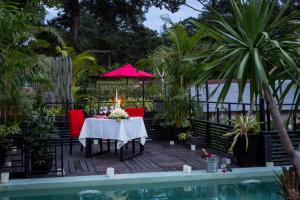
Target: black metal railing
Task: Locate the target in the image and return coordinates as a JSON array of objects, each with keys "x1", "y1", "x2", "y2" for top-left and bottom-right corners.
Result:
[
  {"x1": 190, "y1": 119, "x2": 233, "y2": 153},
  {"x1": 0, "y1": 136, "x2": 64, "y2": 178}
]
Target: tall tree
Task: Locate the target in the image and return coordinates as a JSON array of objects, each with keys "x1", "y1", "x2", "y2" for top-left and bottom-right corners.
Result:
[
  {"x1": 189, "y1": 0, "x2": 300, "y2": 173},
  {"x1": 68, "y1": 0, "x2": 79, "y2": 41}
]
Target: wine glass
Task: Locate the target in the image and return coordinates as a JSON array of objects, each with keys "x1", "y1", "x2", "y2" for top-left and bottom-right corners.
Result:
[
  {"x1": 92, "y1": 108, "x2": 97, "y2": 117},
  {"x1": 99, "y1": 107, "x2": 104, "y2": 115},
  {"x1": 103, "y1": 106, "x2": 108, "y2": 115},
  {"x1": 220, "y1": 157, "x2": 227, "y2": 170},
  {"x1": 109, "y1": 106, "x2": 114, "y2": 113}
]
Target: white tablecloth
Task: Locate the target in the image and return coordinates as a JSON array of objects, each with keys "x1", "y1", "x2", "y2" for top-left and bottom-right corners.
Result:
[{"x1": 79, "y1": 117, "x2": 148, "y2": 149}]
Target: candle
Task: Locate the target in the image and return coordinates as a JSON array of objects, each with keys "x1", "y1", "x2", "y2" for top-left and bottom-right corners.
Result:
[
  {"x1": 183, "y1": 165, "x2": 188, "y2": 172},
  {"x1": 118, "y1": 99, "x2": 121, "y2": 108},
  {"x1": 170, "y1": 141, "x2": 175, "y2": 145},
  {"x1": 106, "y1": 167, "x2": 114, "y2": 177},
  {"x1": 266, "y1": 162, "x2": 274, "y2": 167},
  {"x1": 183, "y1": 165, "x2": 192, "y2": 174},
  {"x1": 191, "y1": 145, "x2": 196, "y2": 151},
  {"x1": 186, "y1": 165, "x2": 192, "y2": 174},
  {"x1": 115, "y1": 90, "x2": 118, "y2": 106}
]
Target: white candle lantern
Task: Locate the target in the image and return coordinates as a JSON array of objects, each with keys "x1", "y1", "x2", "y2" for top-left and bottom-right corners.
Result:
[
  {"x1": 1, "y1": 172, "x2": 10, "y2": 184},
  {"x1": 183, "y1": 165, "x2": 192, "y2": 174},
  {"x1": 115, "y1": 90, "x2": 118, "y2": 108},
  {"x1": 190, "y1": 144, "x2": 196, "y2": 151},
  {"x1": 266, "y1": 161, "x2": 274, "y2": 167},
  {"x1": 170, "y1": 141, "x2": 175, "y2": 145},
  {"x1": 106, "y1": 167, "x2": 114, "y2": 177}
]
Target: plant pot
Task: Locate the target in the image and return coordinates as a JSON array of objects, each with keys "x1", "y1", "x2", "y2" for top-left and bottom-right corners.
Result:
[
  {"x1": 1, "y1": 172, "x2": 10, "y2": 184},
  {"x1": 233, "y1": 134, "x2": 264, "y2": 167},
  {"x1": 169, "y1": 127, "x2": 189, "y2": 141},
  {"x1": 31, "y1": 156, "x2": 53, "y2": 174}
]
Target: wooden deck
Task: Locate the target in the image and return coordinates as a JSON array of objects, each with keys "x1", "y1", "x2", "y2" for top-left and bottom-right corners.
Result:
[{"x1": 61, "y1": 140, "x2": 227, "y2": 176}]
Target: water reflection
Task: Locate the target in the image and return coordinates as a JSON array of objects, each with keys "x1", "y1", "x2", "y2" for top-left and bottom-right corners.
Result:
[{"x1": 1, "y1": 180, "x2": 283, "y2": 200}]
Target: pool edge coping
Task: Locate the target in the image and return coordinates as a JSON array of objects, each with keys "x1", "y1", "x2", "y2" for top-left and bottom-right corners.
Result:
[{"x1": 0, "y1": 166, "x2": 282, "y2": 191}]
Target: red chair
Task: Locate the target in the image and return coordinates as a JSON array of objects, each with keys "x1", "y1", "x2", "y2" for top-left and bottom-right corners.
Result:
[
  {"x1": 124, "y1": 108, "x2": 145, "y2": 153},
  {"x1": 68, "y1": 109, "x2": 85, "y2": 155},
  {"x1": 125, "y1": 108, "x2": 145, "y2": 118}
]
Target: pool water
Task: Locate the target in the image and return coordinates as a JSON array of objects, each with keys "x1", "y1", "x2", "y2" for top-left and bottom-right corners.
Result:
[{"x1": 1, "y1": 178, "x2": 283, "y2": 200}]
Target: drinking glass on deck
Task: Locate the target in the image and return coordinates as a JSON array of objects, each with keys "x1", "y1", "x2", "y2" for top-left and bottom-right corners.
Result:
[{"x1": 220, "y1": 157, "x2": 227, "y2": 170}]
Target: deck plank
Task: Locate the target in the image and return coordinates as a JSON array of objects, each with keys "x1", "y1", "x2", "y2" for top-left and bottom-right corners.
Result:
[{"x1": 59, "y1": 141, "x2": 231, "y2": 176}]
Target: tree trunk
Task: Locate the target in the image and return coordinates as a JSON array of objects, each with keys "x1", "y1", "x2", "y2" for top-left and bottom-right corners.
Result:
[
  {"x1": 69, "y1": 0, "x2": 79, "y2": 41},
  {"x1": 263, "y1": 87, "x2": 300, "y2": 175}
]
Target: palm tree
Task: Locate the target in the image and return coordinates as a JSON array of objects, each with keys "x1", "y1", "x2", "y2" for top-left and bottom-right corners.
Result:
[
  {"x1": 189, "y1": 0, "x2": 300, "y2": 173},
  {"x1": 71, "y1": 51, "x2": 104, "y2": 100},
  {"x1": 140, "y1": 24, "x2": 207, "y2": 127}
]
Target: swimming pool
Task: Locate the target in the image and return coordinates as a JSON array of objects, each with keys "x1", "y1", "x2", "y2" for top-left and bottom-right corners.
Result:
[
  {"x1": 0, "y1": 177, "x2": 282, "y2": 200},
  {"x1": 0, "y1": 167, "x2": 283, "y2": 200}
]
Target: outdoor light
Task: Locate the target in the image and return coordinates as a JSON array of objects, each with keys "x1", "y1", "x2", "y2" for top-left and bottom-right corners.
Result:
[
  {"x1": 183, "y1": 165, "x2": 192, "y2": 174},
  {"x1": 106, "y1": 167, "x2": 114, "y2": 177},
  {"x1": 190, "y1": 145, "x2": 196, "y2": 151},
  {"x1": 118, "y1": 99, "x2": 121, "y2": 108},
  {"x1": 266, "y1": 162, "x2": 274, "y2": 167},
  {"x1": 170, "y1": 141, "x2": 175, "y2": 145}
]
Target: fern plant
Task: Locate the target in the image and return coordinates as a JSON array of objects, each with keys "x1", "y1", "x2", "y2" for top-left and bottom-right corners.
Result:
[{"x1": 224, "y1": 115, "x2": 261, "y2": 153}]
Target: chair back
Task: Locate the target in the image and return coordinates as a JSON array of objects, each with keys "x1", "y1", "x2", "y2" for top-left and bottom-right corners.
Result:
[
  {"x1": 125, "y1": 108, "x2": 145, "y2": 118},
  {"x1": 68, "y1": 109, "x2": 85, "y2": 137}
]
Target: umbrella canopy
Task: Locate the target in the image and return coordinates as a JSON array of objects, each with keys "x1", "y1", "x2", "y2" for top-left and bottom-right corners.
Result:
[{"x1": 100, "y1": 64, "x2": 153, "y2": 78}]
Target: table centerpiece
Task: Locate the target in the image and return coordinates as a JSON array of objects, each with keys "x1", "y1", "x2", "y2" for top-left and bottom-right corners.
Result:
[{"x1": 108, "y1": 108, "x2": 129, "y2": 122}]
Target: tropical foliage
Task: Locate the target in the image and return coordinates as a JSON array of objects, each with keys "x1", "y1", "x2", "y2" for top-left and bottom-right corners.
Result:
[
  {"x1": 276, "y1": 166, "x2": 300, "y2": 200},
  {"x1": 122, "y1": 97, "x2": 156, "y2": 112},
  {"x1": 0, "y1": 2, "x2": 66, "y2": 124},
  {"x1": 144, "y1": 24, "x2": 205, "y2": 127},
  {"x1": 189, "y1": 0, "x2": 300, "y2": 174},
  {"x1": 224, "y1": 115, "x2": 261, "y2": 153}
]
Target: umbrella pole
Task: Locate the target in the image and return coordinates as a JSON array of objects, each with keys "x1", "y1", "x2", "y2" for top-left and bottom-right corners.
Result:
[
  {"x1": 126, "y1": 77, "x2": 128, "y2": 99},
  {"x1": 142, "y1": 80, "x2": 145, "y2": 108}
]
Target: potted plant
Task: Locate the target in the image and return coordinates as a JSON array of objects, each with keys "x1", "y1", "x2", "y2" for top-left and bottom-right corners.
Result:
[
  {"x1": 178, "y1": 131, "x2": 192, "y2": 146},
  {"x1": 24, "y1": 111, "x2": 58, "y2": 174},
  {"x1": 224, "y1": 114, "x2": 263, "y2": 167},
  {"x1": 155, "y1": 91, "x2": 194, "y2": 141}
]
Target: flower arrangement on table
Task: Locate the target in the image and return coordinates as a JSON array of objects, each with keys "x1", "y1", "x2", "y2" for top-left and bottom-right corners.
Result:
[{"x1": 108, "y1": 108, "x2": 129, "y2": 122}]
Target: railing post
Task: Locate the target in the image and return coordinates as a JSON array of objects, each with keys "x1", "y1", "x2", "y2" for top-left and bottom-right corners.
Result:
[
  {"x1": 65, "y1": 99, "x2": 69, "y2": 119},
  {"x1": 142, "y1": 80, "x2": 145, "y2": 109},
  {"x1": 266, "y1": 104, "x2": 271, "y2": 131},
  {"x1": 205, "y1": 81, "x2": 209, "y2": 121},
  {"x1": 206, "y1": 122, "x2": 211, "y2": 146},
  {"x1": 206, "y1": 102, "x2": 210, "y2": 121},
  {"x1": 293, "y1": 113, "x2": 297, "y2": 131},
  {"x1": 263, "y1": 134, "x2": 272, "y2": 163},
  {"x1": 259, "y1": 98, "x2": 266, "y2": 131},
  {"x1": 228, "y1": 103, "x2": 232, "y2": 125},
  {"x1": 242, "y1": 104, "x2": 246, "y2": 115},
  {"x1": 196, "y1": 84, "x2": 200, "y2": 105},
  {"x1": 217, "y1": 108, "x2": 220, "y2": 123}
]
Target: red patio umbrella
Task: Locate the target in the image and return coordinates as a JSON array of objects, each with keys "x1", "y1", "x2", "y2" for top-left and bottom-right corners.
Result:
[
  {"x1": 100, "y1": 64, "x2": 154, "y2": 107},
  {"x1": 100, "y1": 64, "x2": 153, "y2": 78}
]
